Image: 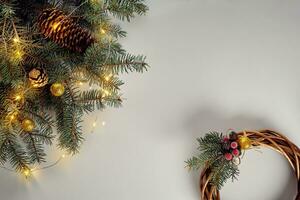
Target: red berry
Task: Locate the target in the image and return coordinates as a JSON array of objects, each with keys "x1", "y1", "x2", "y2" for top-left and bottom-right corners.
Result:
[
  {"x1": 223, "y1": 136, "x2": 229, "y2": 142},
  {"x1": 230, "y1": 141, "x2": 238, "y2": 149},
  {"x1": 224, "y1": 153, "x2": 233, "y2": 161},
  {"x1": 232, "y1": 149, "x2": 239, "y2": 156}
]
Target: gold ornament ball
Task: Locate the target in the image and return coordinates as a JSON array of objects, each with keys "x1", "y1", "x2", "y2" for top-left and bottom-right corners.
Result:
[
  {"x1": 238, "y1": 136, "x2": 252, "y2": 150},
  {"x1": 21, "y1": 118, "x2": 35, "y2": 132},
  {"x1": 50, "y1": 83, "x2": 65, "y2": 97}
]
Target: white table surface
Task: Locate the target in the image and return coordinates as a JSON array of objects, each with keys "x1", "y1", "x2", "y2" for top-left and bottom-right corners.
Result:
[{"x1": 1, "y1": 1, "x2": 300, "y2": 200}]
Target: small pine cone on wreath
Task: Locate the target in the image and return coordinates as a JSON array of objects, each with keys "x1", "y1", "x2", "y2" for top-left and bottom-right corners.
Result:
[
  {"x1": 38, "y1": 8, "x2": 94, "y2": 53},
  {"x1": 28, "y1": 67, "x2": 48, "y2": 88}
]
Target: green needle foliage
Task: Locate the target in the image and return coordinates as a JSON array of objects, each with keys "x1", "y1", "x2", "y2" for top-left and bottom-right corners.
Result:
[
  {"x1": 186, "y1": 132, "x2": 240, "y2": 190},
  {"x1": 0, "y1": 0, "x2": 148, "y2": 173}
]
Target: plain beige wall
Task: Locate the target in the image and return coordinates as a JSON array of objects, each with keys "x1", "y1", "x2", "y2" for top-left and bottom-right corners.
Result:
[{"x1": 1, "y1": 0, "x2": 300, "y2": 199}]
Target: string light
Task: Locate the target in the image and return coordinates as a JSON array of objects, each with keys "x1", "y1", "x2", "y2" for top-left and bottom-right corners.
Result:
[
  {"x1": 102, "y1": 90, "x2": 110, "y2": 97},
  {"x1": 13, "y1": 49, "x2": 24, "y2": 61},
  {"x1": 7, "y1": 112, "x2": 19, "y2": 123},
  {"x1": 9, "y1": 112, "x2": 18, "y2": 121},
  {"x1": 100, "y1": 28, "x2": 106, "y2": 35},
  {"x1": 22, "y1": 168, "x2": 31, "y2": 178},
  {"x1": 61, "y1": 154, "x2": 66, "y2": 159},
  {"x1": 13, "y1": 36, "x2": 20, "y2": 43},
  {"x1": 76, "y1": 81, "x2": 84, "y2": 86},
  {"x1": 15, "y1": 50, "x2": 22, "y2": 57},
  {"x1": 14, "y1": 93, "x2": 23, "y2": 101},
  {"x1": 92, "y1": 122, "x2": 97, "y2": 127},
  {"x1": 9, "y1": 114, "x2": 16, "y2": 121},
  {"x1": 104, "y1": 74, "x2": 113, "y2": 81},
  {"x1": 102, "y1": 121, "x2": 106, "y2": 126},
  {"x1": 15, "y1": 95, "x2": 21, "y2": 101}
]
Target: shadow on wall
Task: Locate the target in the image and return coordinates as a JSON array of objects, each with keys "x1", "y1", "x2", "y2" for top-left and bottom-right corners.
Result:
[{"x1": 183, "y1": 108, "x2": 296, "y2": 200}]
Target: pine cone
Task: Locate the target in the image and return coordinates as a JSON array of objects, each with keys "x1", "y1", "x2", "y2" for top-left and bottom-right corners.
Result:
[
  {"x1": 28, "y1": 67, "x2": 48, "y2": 88},
  {"x1": 38, "y1": 8, "x2": 94, "y2": 53}
]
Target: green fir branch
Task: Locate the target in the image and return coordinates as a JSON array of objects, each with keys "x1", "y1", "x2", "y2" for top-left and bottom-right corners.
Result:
[
  {"x1": 20, "y1": 131, "x2": 46, "y2": 164},
  {"x1": 0, "y1": 0, "x2": 148, "y2": 172},
  {"x1": 186, "y1": 132, "x2": 240, "y2": 190},
  {"x1": 105, "y1": 0, "x2": 148, "y2": 21},
  {"x1": 103, "y1": 54, "x2": 148, "y2": 74}
]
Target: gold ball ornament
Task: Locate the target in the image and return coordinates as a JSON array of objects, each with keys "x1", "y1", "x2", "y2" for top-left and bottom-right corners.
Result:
[
  {"x1": 21, "y1": 118, "x2": 35, "y2": 132},
  {"x1": 29, "y1": 68, "x2": 48, "y2": 88},
  {"x1": 50, "y1": 82, "x2": 65, "y2": 97},
  {"x1": 238, "y1": 136, "x2": 252, "y2": 150}
]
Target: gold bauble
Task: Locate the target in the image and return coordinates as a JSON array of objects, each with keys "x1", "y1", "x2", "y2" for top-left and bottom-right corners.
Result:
[
  {"x1": 21, "y1": 118, "x2": 35, "y2": 132},
  {"x1": 238, "y1": 136, "x2": 252, "y2": 150},
  {"x1": 50, "y1": 82, "x2": 65, "y2": 97}
]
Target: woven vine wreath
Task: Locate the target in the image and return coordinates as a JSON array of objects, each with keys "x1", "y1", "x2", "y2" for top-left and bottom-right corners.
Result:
[{"x1": 186, "y1": 129, "x2": 300, "y2": 200}]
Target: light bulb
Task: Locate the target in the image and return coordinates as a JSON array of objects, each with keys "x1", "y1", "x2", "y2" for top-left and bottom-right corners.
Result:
[
  {"x1": 104, "y1": 74, "x2": 112, "y2": 81},
  {"x1": 10, "y1": 114, "x2": 15, "y2": 121},
  {"x1": 14, "y1": 50, "x2": 24, "y2": 60},
  {"x1": 103, "y1": 90, "x2": 110, "y2": 97},
  {"x1": 100, "y1": 28, "x2": 106, "y2": 34},
  {"x1": 15, "y1": 94, "x2": 23, "y2": 101},
  {"x1": 23, "y1": 168, "x2": 31, "y2": 178},
  {"x1": 13, "y1": 37, "x2": 20, "y2": 43}
]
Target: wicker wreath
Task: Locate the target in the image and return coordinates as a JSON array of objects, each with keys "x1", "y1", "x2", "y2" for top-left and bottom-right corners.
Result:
[{"x1": 186, "y1": 129, "x2": 300, "y2": 200}]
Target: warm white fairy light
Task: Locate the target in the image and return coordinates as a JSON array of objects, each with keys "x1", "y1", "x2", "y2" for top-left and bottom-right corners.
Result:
[
  {"x1": 102, "y1": 121, "x2": 106, "y2": 126},
  {"x1": 14, "y1": 93, "x2": 23, "y2": 101},
  {"x1": 102, "y1": 90, "x2": 110, "y2": 97},
  {"x1": 14, "y1": 50, "x2": 23, "y2": 60},
  {"x1": 76, "y1": 81, "x2": 84, "y2": 86},
  {"x1": 100, "y1": 28, "x2": 106, "y2": 35},
  {"x1": 13, "y1": 36, "x2": 20, "y2": 43},
  {"x1": 104, "y1": 74, "x2": 113, "y2": 81},
  {"x1": 9, "y1": 114, "x2": 16, "y2": 121},
  {"x1": 22, "y1": 168, "x2": 31, "y2": 178}
]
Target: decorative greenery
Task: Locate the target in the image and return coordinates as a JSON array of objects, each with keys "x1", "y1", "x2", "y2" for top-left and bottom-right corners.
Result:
[
  {"x1": 186, "y1": 131, "x2": 241, "y2": 190},
  {"x1": 0, "y1": 0, "x2": 148, "y2": 175}
]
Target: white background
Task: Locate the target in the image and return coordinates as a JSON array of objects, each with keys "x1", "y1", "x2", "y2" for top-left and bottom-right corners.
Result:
[{"x1": 1, "y1": 0, "x2": 300, "y2": 199}]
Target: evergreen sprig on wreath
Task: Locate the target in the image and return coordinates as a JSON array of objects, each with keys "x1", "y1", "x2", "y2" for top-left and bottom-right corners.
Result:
[{"x1": 186, "y1": 131, "x2": 242, "y2": 190}]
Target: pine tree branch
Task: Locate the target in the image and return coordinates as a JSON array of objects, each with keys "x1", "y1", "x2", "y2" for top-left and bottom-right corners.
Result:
[{"x1": 7, "y1": 138, "x2": 29, "y2": 171}]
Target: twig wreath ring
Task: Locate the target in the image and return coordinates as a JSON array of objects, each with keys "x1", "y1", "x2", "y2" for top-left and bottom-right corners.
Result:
[{"x1": 186, "y1": 130, "x2": 300, "y2": 200}]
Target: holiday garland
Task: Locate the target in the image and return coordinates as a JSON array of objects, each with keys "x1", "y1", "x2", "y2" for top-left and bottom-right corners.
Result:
[
  {"x1": 186, "y1": 130, "x2": 300, "y2": 200},
  {"x1": 0, "y1": 0, "x2": 148, "y2": 177}
]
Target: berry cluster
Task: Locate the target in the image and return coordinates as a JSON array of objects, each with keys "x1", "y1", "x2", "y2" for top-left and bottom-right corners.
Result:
[{"x1": 222, "y1": 132, "x2": 241, "y2": 162}]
